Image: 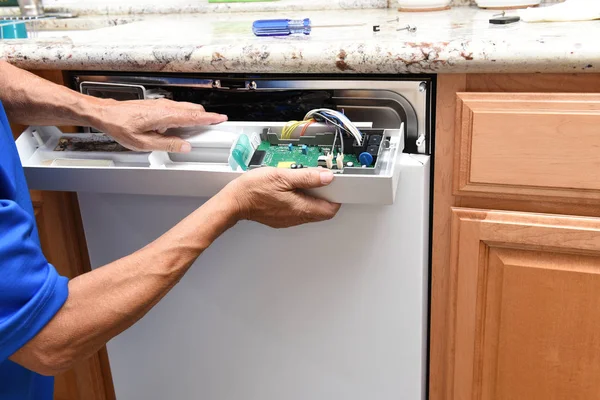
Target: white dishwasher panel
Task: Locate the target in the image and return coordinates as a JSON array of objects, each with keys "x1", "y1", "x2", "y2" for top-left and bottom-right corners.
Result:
[
  {"x1": 79, "y1": 154, "x2": 430, "y2": 400},
  {"x1": 16, "y1": 124, "x2": 404, "y2": 205}
]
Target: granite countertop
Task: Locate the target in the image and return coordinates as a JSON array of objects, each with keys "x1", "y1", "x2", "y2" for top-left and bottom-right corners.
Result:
[{"x1": 0, "y1": 7, "x2": 598, "y2": 74}]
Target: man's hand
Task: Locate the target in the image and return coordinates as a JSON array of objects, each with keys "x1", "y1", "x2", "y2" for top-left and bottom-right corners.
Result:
[
  {"x1": 219, "y1": 167, "x2": 341, "y2": 228},
  {"x1": 0, "y1": 62, "x2": 227, "y2": 153},
  {"x1": 91, "y1": 99, "x2": 228, "y2": 153}
]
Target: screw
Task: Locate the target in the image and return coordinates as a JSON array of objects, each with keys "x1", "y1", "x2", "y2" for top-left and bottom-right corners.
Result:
[
  {"x1": 493, "y1": 11, "x2": 506, "y2": 17},
  {"x1": 397, "y1": 24, "x2": 417, "y2": 33},
  {"x1": 387, "y1": 17, "x2": 400, "y2": 23}
]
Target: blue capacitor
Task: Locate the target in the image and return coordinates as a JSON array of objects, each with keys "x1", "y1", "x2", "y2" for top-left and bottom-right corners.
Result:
[
  {"x1": 288, "y1": 143, "x2": 293, "y2": 151},
  {"x1": 301, "y1": 144, "x2": 308, "y2": 155},
  {"x1": 359, "y1": 152, "x2": 373, "y2": 166}
]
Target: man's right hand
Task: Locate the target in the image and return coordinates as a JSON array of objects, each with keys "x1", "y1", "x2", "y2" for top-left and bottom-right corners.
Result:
[{"x1": 219, "y1": 167, "x2": 341, "y2": 229}]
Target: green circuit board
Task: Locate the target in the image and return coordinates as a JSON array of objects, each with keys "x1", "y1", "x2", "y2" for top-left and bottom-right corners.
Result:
[{"x1": 255, "y1": 141, "x2": 364, "y2": 169}]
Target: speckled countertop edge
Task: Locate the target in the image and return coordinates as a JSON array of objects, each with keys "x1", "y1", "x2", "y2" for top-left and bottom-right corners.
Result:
[{"x1": 1, "y1": 7, "x2": 597, "y2": 74}]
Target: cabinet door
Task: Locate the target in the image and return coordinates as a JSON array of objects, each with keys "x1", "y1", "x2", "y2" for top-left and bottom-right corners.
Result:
[
  {"x1": 454, "y1": 92, "x2": 600, "y2": 203},
  {"x1": 450, "y1": 208, "x2": 600, "y2": 400},
  {"x1": 30, "y1": 190, "x2": 115, "y2": 400}
]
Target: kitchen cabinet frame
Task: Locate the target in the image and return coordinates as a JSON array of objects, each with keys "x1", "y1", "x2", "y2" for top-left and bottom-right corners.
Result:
[{"x1": 430, "y1": 73, "x2": 600, "y2": 400}]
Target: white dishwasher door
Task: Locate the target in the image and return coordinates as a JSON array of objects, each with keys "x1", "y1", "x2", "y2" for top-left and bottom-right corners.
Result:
[{"x1": 79, "y1": 153, "x2": 430, "y2": 400}]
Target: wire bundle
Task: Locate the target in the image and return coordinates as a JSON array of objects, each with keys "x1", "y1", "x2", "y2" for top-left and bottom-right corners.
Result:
[
  {"x1": 281, "y1": 119, "x2": 318, "y2": 139},
  {"x1": 304, "y1": 108, "x2": 363, "y2": 145},
  {"x1": 280, "y1": 109, "x2": 363, "y2": 144},
  {"x1": 281, "y1": 120, "x2": 304, "y2": 139}
]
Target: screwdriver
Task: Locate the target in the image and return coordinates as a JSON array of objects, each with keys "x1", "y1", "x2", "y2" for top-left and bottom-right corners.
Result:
[{"x1": 252, "y1": 18, "x2": 365, "y2": 37}]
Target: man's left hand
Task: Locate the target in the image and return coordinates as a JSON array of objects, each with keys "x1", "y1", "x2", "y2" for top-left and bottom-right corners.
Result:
[{"x1": 91, "y1": 98, "x2": 228, "y2": 153}]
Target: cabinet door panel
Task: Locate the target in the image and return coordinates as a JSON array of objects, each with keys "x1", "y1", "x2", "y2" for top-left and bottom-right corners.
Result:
[
  {"x1": 454, "y1": 92, "x2": 600, "y2": 203},
  {"x1": 451, "y1": 208, "x2": 600, "y2": 400}
]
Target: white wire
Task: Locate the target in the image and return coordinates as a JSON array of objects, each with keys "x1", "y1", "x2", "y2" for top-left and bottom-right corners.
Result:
[
  {"x1": 318, "y1": 114, "x2": 353, "y2": 139},
  {"x1": 320, "y1": 113, "x2": 361, "y2": 146},
  {"x1": 304, "y1": 109, "x2": 343, "y2": 129},
  {"x1": 304, "y1": 108, "x2": 362, "y2": 145},
  {"x1": 331, "y1": 110, "x2": 362, "y2": 139},
  {"x1": 331, "y1": 128, "x2": 338, "y2": 156}
]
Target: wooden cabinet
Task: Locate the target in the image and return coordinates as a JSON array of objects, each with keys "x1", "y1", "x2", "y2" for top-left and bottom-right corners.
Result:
[
  {"x1": 431, "y1": 73, "x2": 600, "y2": 400},
  {"x1": 31, "y1": 190, "x2": 115, "y2": 400},
  {"x1": 450, "y1": 208, "x2": 600, "y2": 400},
  {"x1": 455, "y1": 92, "x2": 600, "y2": 202}
]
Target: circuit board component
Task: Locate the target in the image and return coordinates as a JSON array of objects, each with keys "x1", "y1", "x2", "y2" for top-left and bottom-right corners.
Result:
[
  {"x1": 252, "y1": 141, "x2": 363, "y2": 170},
  {"x1": 245, "y1": 129, "x2": 387, "y2": 174},
  {"x1": 228, "y1": 108, "x2": 387, "y2": 173}
]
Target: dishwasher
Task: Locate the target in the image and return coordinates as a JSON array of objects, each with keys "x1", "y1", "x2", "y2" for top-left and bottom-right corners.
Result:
[{"x1": 16, "y1": 73, "x2": 433, "y2": 400}]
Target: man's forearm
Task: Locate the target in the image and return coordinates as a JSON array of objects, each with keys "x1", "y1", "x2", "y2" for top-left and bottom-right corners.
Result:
[
  {"x1": 0, "y1": 61, "x2": 102, "y2": 127},
  {"x1": 10, "y1": 194, "x2": 239, "y2": 376}
]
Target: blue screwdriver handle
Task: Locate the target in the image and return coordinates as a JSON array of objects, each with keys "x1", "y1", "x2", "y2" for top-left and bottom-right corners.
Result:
[{"x1": 252, "y1": 18, "x2": 311, "y2": 37}]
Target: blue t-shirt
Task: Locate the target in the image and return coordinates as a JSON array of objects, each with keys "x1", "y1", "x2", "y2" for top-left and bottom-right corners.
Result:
[{"x1": 0, "y1": 101, "x2": 69, "y2": 399}]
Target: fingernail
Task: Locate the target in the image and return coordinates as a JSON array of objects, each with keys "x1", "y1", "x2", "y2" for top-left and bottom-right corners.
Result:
[
  {"x1": 211, "y1": 116, "x2": 228, "y2": 125},
  {"x1": 320, "y1": 170, "x2": 334, "y2": 185},
  {"x1": 181, "y1": 142, "x2": 192, "y2": 153}
]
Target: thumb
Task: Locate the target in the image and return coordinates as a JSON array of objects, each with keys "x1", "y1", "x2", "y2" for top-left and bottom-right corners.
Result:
[
  {"x1": 142, "y1": 132, "x2": 192, "y2": 153},
  {"x1": 278, "y1": 168, "x2": 335, "y2": 189}
]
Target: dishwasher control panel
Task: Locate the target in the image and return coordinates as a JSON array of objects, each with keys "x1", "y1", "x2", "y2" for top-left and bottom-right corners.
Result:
[
  {"x1": 15, "y1": 74, "x2": 432, "y2": 205},
  {"x1": 16, "y1": 120, "x2": 403, "y2": 204}
]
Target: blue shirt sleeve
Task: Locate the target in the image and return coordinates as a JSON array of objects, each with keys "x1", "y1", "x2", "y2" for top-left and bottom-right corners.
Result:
[{"x1": 0, "y1": 198, "x2": 69, "y2": 362}]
